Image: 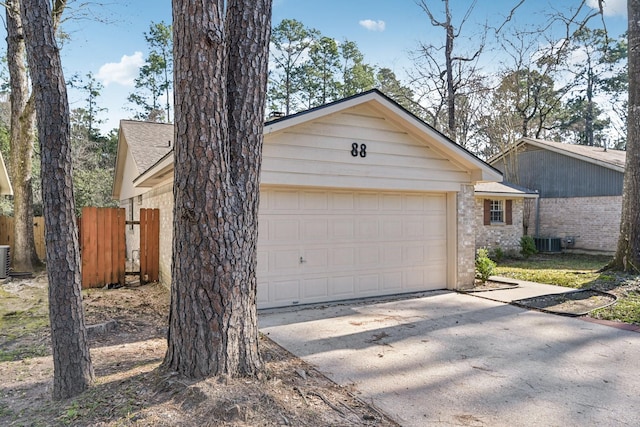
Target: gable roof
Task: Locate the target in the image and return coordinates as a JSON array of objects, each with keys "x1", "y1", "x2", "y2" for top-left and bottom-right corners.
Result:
[
  {"x1": 112, "y1": 120, "x2": 173, "y2": 199},
  {"x1": 264, "y1": 89, "x2": 501, "y2": 180},
  {"x1": 116, "y1": 90, "x2": 502, "y2": 195},
  {"x1": 492, "y1": 137, "x2": 626, "y2": 173},
  {"x1": 120, "y1": 120, "x2": 173, "y2": 174}
]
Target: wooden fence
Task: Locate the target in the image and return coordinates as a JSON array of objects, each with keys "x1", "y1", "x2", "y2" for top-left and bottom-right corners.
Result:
[
  {"x1": 80, "y1": 207, "x2": 126, "y2": 289},
  {"x1": 0, "y1": 216, "x2": 46, "y2": 260},
  {"x1": 0, "y1": 207, "x2": 160, "y2": 289}
]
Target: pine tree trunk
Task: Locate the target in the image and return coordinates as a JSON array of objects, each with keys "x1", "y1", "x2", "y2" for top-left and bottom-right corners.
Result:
[
  {"x1": 20, "y1": 0, "x2": 93, "y2": 399},
  {"x1": 163, "y1": 0, "x2": 271, "y2": 379},
  {"x1": 610, "y1": 0, "x2": 640, "y2": 272},
  {"x1": 6, "y1": 0, "x2": 40, "y2": 272}
]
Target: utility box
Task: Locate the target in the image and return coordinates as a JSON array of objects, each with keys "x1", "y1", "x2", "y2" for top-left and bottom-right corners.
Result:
[{"x1": 0, "y1": 245, "x2": 10, "y2": 279}]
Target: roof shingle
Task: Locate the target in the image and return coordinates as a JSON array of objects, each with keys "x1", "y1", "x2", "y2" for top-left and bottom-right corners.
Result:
[{"x1": 120, "y1": 120, "x2": 173, "y2": 174}]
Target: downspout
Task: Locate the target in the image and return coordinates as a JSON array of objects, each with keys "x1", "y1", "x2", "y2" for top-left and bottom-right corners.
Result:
[{"x1": 535, "y1": 192, "x2": 540, "y2": 237}]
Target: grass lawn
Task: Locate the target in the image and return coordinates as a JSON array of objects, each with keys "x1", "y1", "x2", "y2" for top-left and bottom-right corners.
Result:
[
  {"x1": 494, "y1": 253, "x2": 613, "y2": 288},
  {"x1": 494, "y1": 253, "x2": 640, "y2": 325}
]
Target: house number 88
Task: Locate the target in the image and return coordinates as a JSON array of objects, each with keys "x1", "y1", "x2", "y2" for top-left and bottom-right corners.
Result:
[{"x1": 351, "y1": 143, "x2": 367, "y2": 158}]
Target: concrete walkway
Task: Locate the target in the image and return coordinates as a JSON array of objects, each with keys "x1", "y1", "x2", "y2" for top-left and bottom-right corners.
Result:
[
  {"x1": 468, "y1": 276, "x2": 578, "y2": 303},
  {"x1": 259, "y1": 287, "x2": 640, "y2": 427}
]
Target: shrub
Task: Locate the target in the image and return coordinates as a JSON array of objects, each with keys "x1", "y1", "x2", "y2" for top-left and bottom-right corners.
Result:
[
  {"x1": 520, "y1": 236, "x2": 537, "y2": 258},
  {"x1": 490, "y1": 247, "x2": 505, "y2": 262},
  {"x1": 476, "y1": 248, "x2": 496, "y2": 282}
]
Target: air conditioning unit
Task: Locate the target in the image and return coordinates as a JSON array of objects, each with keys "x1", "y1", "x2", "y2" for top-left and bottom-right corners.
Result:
[
  {"x1": 534, "y1": 237, "x2": 561, "y2": 253},
  {"x1": 0, "y1": 245, "x2": 10, "y2": 279}
]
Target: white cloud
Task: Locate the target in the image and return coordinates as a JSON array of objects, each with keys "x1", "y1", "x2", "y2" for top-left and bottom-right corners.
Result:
[
  {"x1": 96, "y1": 52, "x2": 145, "y2": 87},
  {"x1": 587, "y1": 0, "x2": 627, "y2": 17},
  {"x1": 359, "y1": 19, "x2": 386, "y2": 32}
]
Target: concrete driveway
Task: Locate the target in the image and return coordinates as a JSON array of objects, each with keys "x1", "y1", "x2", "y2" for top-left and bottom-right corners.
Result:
[{"x1": 259, "y1": 289, "x2": 640, "y2": 426}]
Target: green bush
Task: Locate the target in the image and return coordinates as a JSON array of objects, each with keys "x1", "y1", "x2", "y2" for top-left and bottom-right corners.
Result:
[
  {"x1": 490, "y1": 247, "x2": 505, "y2": 262},
  {"x1": 520, "y1": 236, "x2": 537, "y2": 258},
  {"x1": 476, "y1": 248, "x2": 497, "y2": 282}
]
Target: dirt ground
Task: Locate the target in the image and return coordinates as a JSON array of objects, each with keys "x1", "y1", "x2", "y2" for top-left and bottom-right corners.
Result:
[{"x1": 0, "y1": 272, "x2": 398, "y2": 426}]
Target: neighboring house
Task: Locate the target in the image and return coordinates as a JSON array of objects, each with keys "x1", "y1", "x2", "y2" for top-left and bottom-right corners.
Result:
[
  {"x1": 113, "y1": 90, "x2": 502, "y2": 309},
  {"x1": 0, "y1": 151, "x2": 13, "y2": 197},
  {"x1": 490, "y1": 137, "x2": 625, "y2": 253},
  {"x1": 474, "y1": 181, "x2": 538, "y2": 253}
]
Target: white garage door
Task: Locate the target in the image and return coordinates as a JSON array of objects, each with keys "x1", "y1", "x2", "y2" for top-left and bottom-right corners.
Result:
[{"x1": 257, "y1": 188, "x2": 448, "y2": 309}]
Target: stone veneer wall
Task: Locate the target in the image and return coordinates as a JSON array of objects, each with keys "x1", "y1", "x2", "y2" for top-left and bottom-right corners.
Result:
[
  {"x1": 457, "y1": 184, "x2": 476, "y2": 289},
  {"x1": 475, "y1": 198, "x2": 524, "y2": 253},
  {"x1": 531, "y1": 196, "x2": 621, "y2": 252},
  {"x1": 122, "y1": 182, "x2": 174, "y2": 287}
]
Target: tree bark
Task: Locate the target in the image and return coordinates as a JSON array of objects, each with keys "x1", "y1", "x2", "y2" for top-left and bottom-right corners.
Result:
[
  {"x1": 6, "y1": 0, "x2": 40, "y2": 272},
  {"x1": 163, "y1": 0, "x2": 271, "y2": 378},
  {"x1": 609, "y1": 0, "x2": 640, "y2": 272},
  {"x1": 20, "y1": 0, "x2": 93, "y2": 399}
]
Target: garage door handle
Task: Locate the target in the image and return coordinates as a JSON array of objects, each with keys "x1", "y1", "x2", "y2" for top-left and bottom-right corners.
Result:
[{"x1": 299, "y1": 256, "x2": 306, "y2": 264}]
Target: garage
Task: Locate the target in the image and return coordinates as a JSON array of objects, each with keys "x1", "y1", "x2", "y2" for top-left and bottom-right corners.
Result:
[
  {"x1": 257, "y1": 188, "x2": 447, "y2": 308},
  {"x1": 116, "y1": 90, "x2": 502, "y2": 308}
]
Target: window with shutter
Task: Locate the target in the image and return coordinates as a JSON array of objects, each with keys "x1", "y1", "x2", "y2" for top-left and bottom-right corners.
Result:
[{"x1": 483, "y1": 199, "x2": 512, "y2": 225}]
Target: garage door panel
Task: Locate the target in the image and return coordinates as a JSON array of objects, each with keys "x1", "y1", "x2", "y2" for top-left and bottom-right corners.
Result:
[
  {"x1": 356, "y1": 193, "x2": 379, "y2": 210},
  {"x1": 302, "y1": 219, "x2": 329, "y2": 240},
  {"x1": 383, "y1": 245, "x2": 403, "y2": 266},
  {"x1": 358, "y1": 274, "x2": 380, "y2": 293},
  {"x1": 405, "y1": 194, "x2": 427, "y2": 211},
  {"x1": 357, "y1": 219, "x2": 379, "y2": 239},
  {"x1": 382, "y1": 219, "x2": 402, "y2": 238},
  {"x1": 258, "y1": 188, "x2": 448, "y2": 308},
  {"x1": 330, "y1": 276, "x2": 355, "y2": 296},
  {"x1": 272, "y1": 249, "x2": 300, "y2": 271},
  {"x1": 272, "y1": 279, "x2": 301, "y2": 303},
  {"x1": 257, "y1": 281, "x2": 269, "y2": 305},
  {"x1": 382, "y1": 194, "x2": 402, "y2": 210},
  {"x1": 302, "y1": 191, "x2": 328, "y2": 210},
  {"x1": 358, "y1": 246, "x2": 380, "y2": 266},
  {"x1": 272, "y1": 190, "x2": 300, "y2": 210},
  {"x1": 257, "y1": 250, "x2": 269, "y2": 274},
  {"x1": 404, "y1": 220, "x2": 425, "y2": 239},
  {"x1": 404, "y1": 245, "x2": 426, "y2": 264},
  {"x1": 302, "y1": 248, "x2": 328, "y2": 268},
  {"x1": 331, "y1": 247, "x2": 355, "y2": 266},
  {"x1": 332, "y1": 192, "x2": 355, "y2": 209},
  {"x1": 406, "y1": 269, "x2": 425, "y2": 288},
  {"x1": 424, "y1": 218, "x2": 447, "y2": 237},
  {"x1": 303, "y1": 278, "x2": 329, "y2": 299},
  {"x1": 331, "y1": 219, "x2": 355, "y2": 239},
  {"x1": 271, "y1": 219, "x2": 299, "y2": 241},
  {"x1": 382, "y1": 272, "x2": 403, "y2": 291}
]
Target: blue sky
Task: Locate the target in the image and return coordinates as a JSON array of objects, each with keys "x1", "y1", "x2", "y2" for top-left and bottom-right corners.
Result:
[{"x1": 30, "y1": 0, "x2": 629, "y2": 132}]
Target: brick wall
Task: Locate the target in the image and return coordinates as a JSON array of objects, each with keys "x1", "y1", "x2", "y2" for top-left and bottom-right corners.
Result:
[
  {"x1": 530, "y1": 196, "x2": 621, "y2": 252},
  {"x1": 475, "y1": 198, "x2": 524, "y2": 253},
  {"x1": 457, "y1": 184, "x2": 476, "y2": 289}
]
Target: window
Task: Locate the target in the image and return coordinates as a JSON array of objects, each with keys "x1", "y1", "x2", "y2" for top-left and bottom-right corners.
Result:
[
  {"x1": 483, "y1": 199, "x2": 512, "y2": 226},
  {"x1": 490, "y1": 200, "x2": 503, "y2": 223}
]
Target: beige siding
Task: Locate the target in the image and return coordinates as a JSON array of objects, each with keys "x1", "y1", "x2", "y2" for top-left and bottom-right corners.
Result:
[
  {"x1": 119, "y1": 148, "x2": 149, "y2": 201},
  {"x1": 263, "y1": 105, "x2": 470, "y2": 192}
]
